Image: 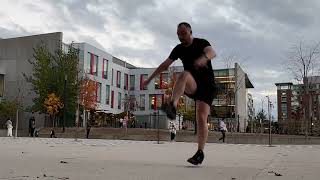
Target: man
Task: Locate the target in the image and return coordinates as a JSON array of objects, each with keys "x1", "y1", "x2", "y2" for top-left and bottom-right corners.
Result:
[
  {"x1": 169, "y1": 122, "x2": 177, "y2": 141},
  {"x1": 143, "y1": 22, "x2": 217, "y2": 165},
  {"x1": 218, "y1": 119, "x2": 227, "y2": 143}
]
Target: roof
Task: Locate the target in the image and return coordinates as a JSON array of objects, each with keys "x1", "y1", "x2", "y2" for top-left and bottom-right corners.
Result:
[{"x1": 245, "y1": 74, "x2": 254, "y2": 88}]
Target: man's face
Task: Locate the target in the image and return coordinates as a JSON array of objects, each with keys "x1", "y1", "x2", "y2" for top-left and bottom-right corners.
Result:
[{"x1": 177, "y1": 25, "x2": 192, "y2": 45}]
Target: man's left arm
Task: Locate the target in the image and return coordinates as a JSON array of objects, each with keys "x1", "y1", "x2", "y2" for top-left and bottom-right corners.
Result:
[{"x1": 194, "y1": 46, "x2": 216, "y2": 68}]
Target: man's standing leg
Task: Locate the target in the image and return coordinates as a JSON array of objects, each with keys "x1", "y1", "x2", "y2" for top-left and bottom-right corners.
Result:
[
  {"x1": 196, "y1": 100, "x2": 210, "y2": 150},
  {"x1": 187, "y1": 100, "x2": 210, "y2": 165}
]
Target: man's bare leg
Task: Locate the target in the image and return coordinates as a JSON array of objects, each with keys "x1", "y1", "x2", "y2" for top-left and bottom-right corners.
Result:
[
  {"x1": 196, "y1": 100, "x2": 210, "y2": 150},
  {"x1": 171, "y1": 71, "x2": 197, "y2": 107}
]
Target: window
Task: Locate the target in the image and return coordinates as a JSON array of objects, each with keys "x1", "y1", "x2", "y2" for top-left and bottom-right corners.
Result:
[
  {"x1": 130, "y1": 75, "x2": 135, "y2": 90},
  {"x1": 96, "y1": 82, "x2": 102, "y2": 103},
  {"x1": 149, "y1": 94, "x2": 164, "y2": 110},
  {"x1": 0, "y1": 74, "x2": 4, "y2": 97},
  {"x1": 111, "y1": 69, "x2": 114, "y2": 85},
  {"x1": 124, "y1": 94, "x2": 128, "y2": 111},
  {"x1": 129, "y1": 95, "x2": 136, "y2": 111},
  {"x1": 155, "y1": 73, "x2": 169, "y2": 89},
  {"x1": 111, "y1": 91, "x2": 114, "y2": 108},
  {"x1": 281, "y1": 97, "x2": 287, "y2": 102},
  {"x1": 102, "y1": 59, "x2": 108, "y2": 79},
  {"x1": 139, "y1": 94, "x2": 145, "y2": 110},
  {"x1": 89, "y1": 53, "x2": 98, "y2": 76},
  {"x1": 116, "y1": 71, "x2": 121, "y2": 88},
  {"x1": 140, "y1": 74, "x2": 148, "y2": 90},
  {"x1": 124, "y1": 73, "x2": 128, "y2": 90},
  {"x1": 106, "y1": 85, "x2": 110, "y2": 105},
  {"x1": 118, "y1": 92, "x2": 122, "y2": 109}
]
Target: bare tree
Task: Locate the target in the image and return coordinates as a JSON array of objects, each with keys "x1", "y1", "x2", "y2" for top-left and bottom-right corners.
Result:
[{"x1": 287, "y1": 40, "x2": 320, "y2": 136}]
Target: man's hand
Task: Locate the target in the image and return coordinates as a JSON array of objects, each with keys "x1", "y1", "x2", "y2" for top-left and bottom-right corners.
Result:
[{"x1": 194, "y1": 56, "x2": 208, "y2": 69}]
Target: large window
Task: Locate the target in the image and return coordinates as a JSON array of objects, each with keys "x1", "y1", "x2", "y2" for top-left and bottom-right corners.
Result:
[
  {"x1": 111, "y1": 91, "x2": 114, "y2": 108},
  {"x1": 124, "y1": 73, "x2": 128, "y2": 90},
  {"x1": 116, "y1": 71, "x2": 121, "y2": 88},
  {"x1": 155, "y1": 73, "x2": 169, "y2": 89},
  {"x1": 111, "y1": 69, "x2": 114, "y2": 85},
  {"x1": 140, "y1": 74, "x2": 148, "y2": 90},
  {"x1": 102, "y1": 59, "x2": 108, "y2": 79},
  {"x1": 96, "y1": 82, "x2": 102, "y2": 103},
  {"x1": 139, "y1": 94, "x2": 145, "y2": 110},
  {"x1": 106, "y1": 85, "x2": 110, "y2": 105},
  {"x1": 89, "y1": 53, "x2": 98, "y2": 76},
  {"x1": 118, "y1": 92, "x2": 122, "y2": 109},
  {"x1": 0, "y1": 74, "x2": 4, "y2": 98},
  {"x1": 130, "y1": 75, "x2": 135, "y2": 90},
  {"x1": 149, "y1": 94, "x2": 164, "y2": 110}
]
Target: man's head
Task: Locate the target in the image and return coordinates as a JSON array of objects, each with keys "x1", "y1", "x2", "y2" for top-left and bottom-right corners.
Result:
[{"x1": 177, "y1": 22, "x2": 193, "y2": 45}]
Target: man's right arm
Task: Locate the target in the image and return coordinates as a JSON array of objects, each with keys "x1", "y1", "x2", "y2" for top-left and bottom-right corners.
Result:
[{"x1": 143, "y1": 58, "x2": 174, "y2": 87}]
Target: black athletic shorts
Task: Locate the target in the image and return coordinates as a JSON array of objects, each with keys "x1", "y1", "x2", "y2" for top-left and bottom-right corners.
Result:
[{"x1": 184, "y1": 72, "x2": 217, "y2": 106}]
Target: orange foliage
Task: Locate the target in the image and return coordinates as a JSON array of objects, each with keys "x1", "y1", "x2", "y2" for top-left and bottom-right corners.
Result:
[
  {"x1": 44, "y1": 93, "x2": 64, "y2": 115},
  {"x1": 79, "y1": 78, "x2": 98, "y2": 110}
]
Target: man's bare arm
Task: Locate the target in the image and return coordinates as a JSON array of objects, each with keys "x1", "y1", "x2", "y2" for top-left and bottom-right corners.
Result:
[
  {"x1": 143, "y1": 58, "x2": 175, "y2": 86},
  {"x1": 194, "y1": 46, "x2": 216, "y2": 68}
]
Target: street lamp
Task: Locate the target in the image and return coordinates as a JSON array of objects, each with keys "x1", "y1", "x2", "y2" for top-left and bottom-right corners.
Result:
[
  {"x1": 63, "y1": 74, "x2": 67, "y2": 133},
  {"x1": 266, "y1": 95, "x2": 272, "y2": 146}
]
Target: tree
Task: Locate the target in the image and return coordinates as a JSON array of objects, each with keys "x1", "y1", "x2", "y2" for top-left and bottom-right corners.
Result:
[
  {"x1": 44, "y1": 93, "x2": 64, "y2": 127},
  {"x1": 79, "y1": 77, "x2": 98, "y2": 111},
  {"x1": 0, "y1": 100, "x2": 18, "y2": 120},
  {"x1": 24, "y1": 42, "x2": 80, "y2": 127},
  {"x1": 286, "y1": 40, "x2": 320, "y2": 136}
]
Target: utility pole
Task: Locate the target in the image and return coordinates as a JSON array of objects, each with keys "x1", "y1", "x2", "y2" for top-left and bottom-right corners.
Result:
[
  {"x1": 266, "y1": 96, "x2": 272, "y2": 146},
  {"x1": 261, "y1": 99, "x2": 264, "y2": 134}
]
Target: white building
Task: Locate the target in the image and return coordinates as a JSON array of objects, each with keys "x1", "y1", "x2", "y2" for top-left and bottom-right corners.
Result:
[{"x1": 1, "y1": 32, "x2": 254, "y2": 131}]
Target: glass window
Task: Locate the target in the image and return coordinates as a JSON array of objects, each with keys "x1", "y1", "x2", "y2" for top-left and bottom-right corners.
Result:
[
  {"x1": 124, "y1": 73, "x2": 128, "y2": 90},
  {"x1": 130, "y1": 75, "x2": 135, "y2": 90},
  {"x1": 106, "y1": 85, "x2": 110, "y2": 105},
  {"x1": 97, "y1": 82, "x2": 102, "y2": 103},
  {"x1": 139, "y1": 94, "x2": 145, "y2": 110},
  {"x1": 116, "y1": 71, "x2": 121, "y2": 88},
  {"x1": 149, "y1": 94, "x2": 164, "y2": 110},
  {"x1": 118, "y1": 92, "x2": 122, "y2": 109},
  {"x1": 103, "y1": 59, "x2": 108, "y2": 79},
  {"x1": 140, "y1": 74, "x2": 148, "y2": 90},
  {"x1": 89, "y1": 53, "x2": 98, "y2": 76}
]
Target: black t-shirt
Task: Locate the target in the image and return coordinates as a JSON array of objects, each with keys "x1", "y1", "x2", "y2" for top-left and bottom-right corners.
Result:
[{"x1": 168, "y1": 38, "x2": 214, "y2": 81}]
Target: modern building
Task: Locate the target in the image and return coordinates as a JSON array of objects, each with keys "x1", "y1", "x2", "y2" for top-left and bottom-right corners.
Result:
[
  {"x1": 275, "y1": 77, "x2": 320, "y2": 135},
  {"x1": 210, "y1": 64, "x2": 254, "y2": 132},
  {"x1": 0, "y1": 32, "x2": 62, "y2": 129},
  {"x1": 1, "y1": 32, "x2": 254, "y2": 131}
]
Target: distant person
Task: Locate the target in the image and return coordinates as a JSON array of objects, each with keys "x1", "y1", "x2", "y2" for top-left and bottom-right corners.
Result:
[
  {"x1": 29, "y1": 114, "x2": 35, "y2": 137},
  {"x1": 5, "y1": 118, "x2": 13, "y2": 137},
  {"x1": 218, "y1": 119, "x2": 227, "y2": 143},
  {"x1": 86, "y1": 120, "x2": 91, "y2": 139},
  {"x1": 30, "y1": 119, "x2": 36, "y2": 137},
  {"x1": 170, "y1": 123, "x2": 177, "y2": 141},
  {"x1": 50, "y1": 128, "x2": 57, "y2": 138}
]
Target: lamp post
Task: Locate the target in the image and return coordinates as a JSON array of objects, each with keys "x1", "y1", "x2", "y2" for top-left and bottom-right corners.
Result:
[
  {"x1": 63, "y1": 74, "x2": 67, "y2": 133},
  {"x1": 266, "y1": 96, "x2": 272, "y2": 146}
]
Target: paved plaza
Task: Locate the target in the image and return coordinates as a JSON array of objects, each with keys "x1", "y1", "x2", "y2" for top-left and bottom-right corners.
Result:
[{"x1": 0, "y1": 137, "x2": 320, "y2": 180}]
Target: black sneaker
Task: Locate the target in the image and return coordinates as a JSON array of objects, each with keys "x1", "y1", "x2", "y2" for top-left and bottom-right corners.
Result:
[
  {"x1": 187, "y1": 150, "x2": 204, "y2": 165},
  {"x1": 161, "y1": 101, "x2": 177, "y2": 119}
]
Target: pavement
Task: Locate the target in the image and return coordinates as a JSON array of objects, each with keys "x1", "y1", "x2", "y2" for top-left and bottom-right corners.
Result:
[{"x1": 0, "y1": 137, "x2": 320, "y2": 180}]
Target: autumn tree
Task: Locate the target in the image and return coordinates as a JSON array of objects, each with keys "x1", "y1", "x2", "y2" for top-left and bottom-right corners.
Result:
[
  {"x1": 24, "y1": 42, "x2": 80, "y2": 127},
  {"x1": 44, "y1": 93, "x2": 64, "y2": 127}
]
